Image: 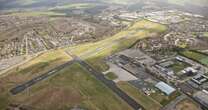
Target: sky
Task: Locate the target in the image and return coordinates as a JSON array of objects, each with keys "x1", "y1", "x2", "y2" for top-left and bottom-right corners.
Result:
[{"x1": 0, "y1": 0, "x2": 208, "y2": 13}]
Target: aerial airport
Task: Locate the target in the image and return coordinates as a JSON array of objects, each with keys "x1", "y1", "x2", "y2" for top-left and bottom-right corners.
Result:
[{"x1": 0, "y1": 0, "x2": 208, "y2": 110}]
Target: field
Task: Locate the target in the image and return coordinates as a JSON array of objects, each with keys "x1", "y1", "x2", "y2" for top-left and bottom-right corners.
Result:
[
  {"x1": 0, "y1": 49, "x2": 73, "y2": 109},
  {"x1": 10, "y1": 11, "x2": 66, "y2": 17},
  {"x1": 105, "y1": 72, "x2": 118, "y2": 80},
  {"x1": 180, "y1": 50, "x2": 208, "y2": 66},
  {"x1": 175, "y1": 99, "x2": 200, "y2": 110},
  {"x1": 150, "y1": 90, "x2": 181, "y2": 106},
  {"x1": 0, "y1": 63, "x2": 132, "y2": 110},
  {"x1": 1, "y1": 49, "x2": 72, "y2": 79},
  {"x1": 117, "y1": 82, "x2": 162, "y2": 110}
]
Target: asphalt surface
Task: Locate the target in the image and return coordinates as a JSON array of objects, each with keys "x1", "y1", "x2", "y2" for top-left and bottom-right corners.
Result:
[
  {"x1": 10, "y1": 60, "x2": 75, "y2": 95},
  {"x1": 74, "y1": 56, "x2": 143, "y2": 110},
  {"x1": 10, "y1": 52, "x2": 143, "y2": 110}
]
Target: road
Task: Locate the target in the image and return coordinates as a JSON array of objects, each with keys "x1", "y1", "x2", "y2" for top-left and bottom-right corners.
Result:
[
  {"x1": 10, "y1": 60, "x2": 75, "y2": 95},
  {"x1": 74, "y1": 56, "x2": 143, "y2": 110}
]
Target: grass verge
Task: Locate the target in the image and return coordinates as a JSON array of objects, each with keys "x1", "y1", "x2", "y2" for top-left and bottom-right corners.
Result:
[{"x1": 117, "y1": 82, "x2": 162, "y2": 110}]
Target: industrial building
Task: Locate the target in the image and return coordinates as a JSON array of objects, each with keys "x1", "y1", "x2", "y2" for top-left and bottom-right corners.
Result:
[
  {"x1": 155, "y1": 81, "x2": 176, "y2": 96},
  {"x1": 194, "y1": 90, "x2": 208, "y2": 108},
  {"x1": 192, "y1": 74, "x2": 208, "y2": 85}
]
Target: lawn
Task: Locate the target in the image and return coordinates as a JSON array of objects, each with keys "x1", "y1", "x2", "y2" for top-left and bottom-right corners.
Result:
[
  {"x1": 105, "y1": 72, "x2": 118, "y2": 80},
  {"x1": 8, "y1": 63, "x2": 132, "y2": 110},
  {"x1": 168, "y1": 60, "x2": 190, "y2": 73},
  {"x1": 180, "y1": 50, "x2": 208, "y2": 66},
  {"x1": 117, "y1": 82, "x2": 162, "y2": 110},
  {"x1": 86, "y1": 56, "x2": 110, "y2": 72}
]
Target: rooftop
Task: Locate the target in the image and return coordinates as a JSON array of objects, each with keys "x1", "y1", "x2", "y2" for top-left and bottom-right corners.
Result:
[{"x1": 155, "y1": 81, "x2": 176, "y2": 95}]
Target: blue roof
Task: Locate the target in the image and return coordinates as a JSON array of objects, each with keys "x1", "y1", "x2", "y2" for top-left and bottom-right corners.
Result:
[{"x1": 155, "y1": 81, "x2": 176, "y2": 95}]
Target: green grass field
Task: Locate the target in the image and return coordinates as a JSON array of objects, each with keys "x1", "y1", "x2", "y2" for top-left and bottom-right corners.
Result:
[{"x1": 180, "y1": 50, "x2": 208, "y2": 66}]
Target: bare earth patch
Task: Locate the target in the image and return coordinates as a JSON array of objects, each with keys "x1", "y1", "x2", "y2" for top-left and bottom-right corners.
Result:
[{"x1": 175, "y1": 99, "x2": 200, "y2": 110}]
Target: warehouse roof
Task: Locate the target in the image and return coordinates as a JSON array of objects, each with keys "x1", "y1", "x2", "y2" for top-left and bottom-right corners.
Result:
[{"x1": 155, "y1": 81, "x2": 176, "y2": 95}]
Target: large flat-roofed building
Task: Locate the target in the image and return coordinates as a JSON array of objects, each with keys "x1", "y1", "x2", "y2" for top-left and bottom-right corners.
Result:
[
  {"x1": 194, "y1": 90, "x2": 208, "y2": 108},
  {"x1": 155, "y1": 81, "x2": 176, "y2": 96}
]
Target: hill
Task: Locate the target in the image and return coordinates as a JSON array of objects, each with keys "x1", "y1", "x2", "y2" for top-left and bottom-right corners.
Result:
[{"x1": 167, "y1": 0, "x2": 208, "y2": 7}]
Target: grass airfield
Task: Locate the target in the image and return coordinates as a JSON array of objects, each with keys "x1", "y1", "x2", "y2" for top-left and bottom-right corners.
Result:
[
  {"x1": 11, "y1": 63, "x2": 132, "y2": 110},
  {"x1": 0, "y1": 19, "x2": 167, "y2": 110}
]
